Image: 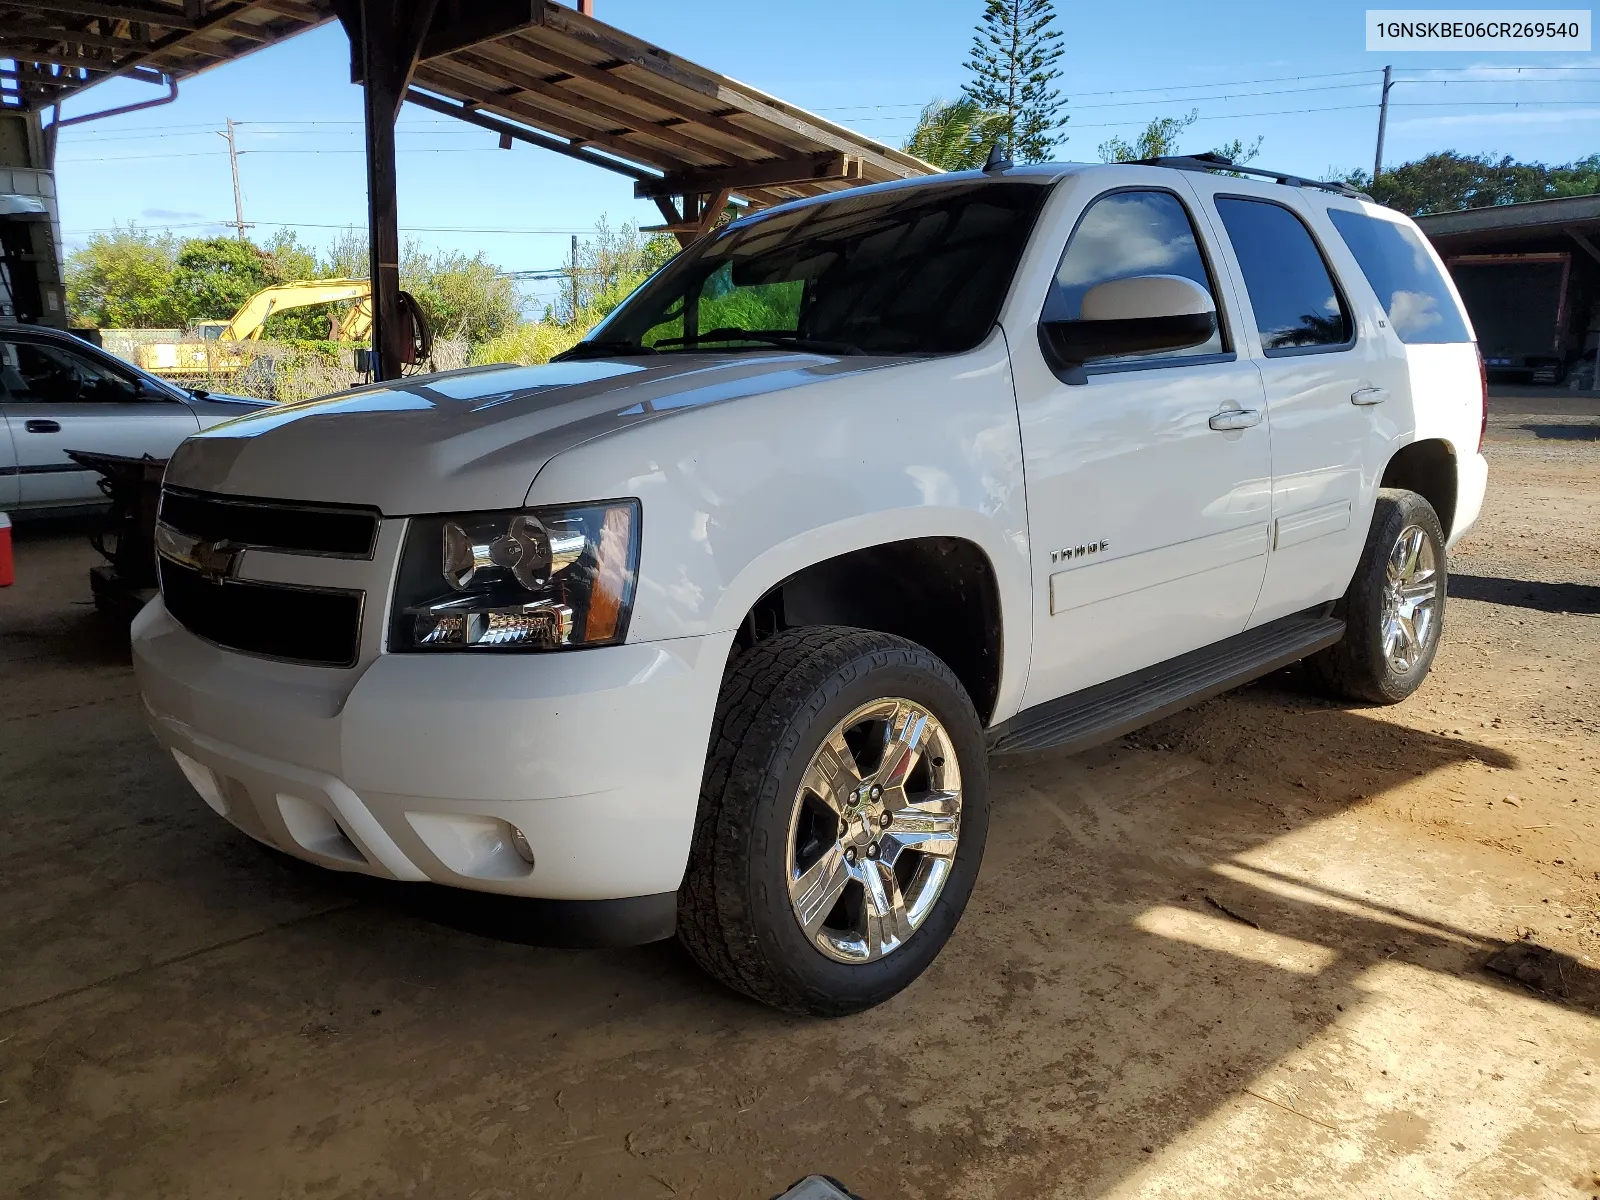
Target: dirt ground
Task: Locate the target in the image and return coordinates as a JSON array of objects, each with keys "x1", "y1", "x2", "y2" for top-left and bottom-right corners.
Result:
[{"x1": 3, "y1": 391, "x2": 1598, "y2": 1200}]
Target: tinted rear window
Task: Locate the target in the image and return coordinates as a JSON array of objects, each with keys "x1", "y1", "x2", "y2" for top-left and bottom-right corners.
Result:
[{"x1": 1326, "y1": 209, "x2": 1472, "y2": 344}]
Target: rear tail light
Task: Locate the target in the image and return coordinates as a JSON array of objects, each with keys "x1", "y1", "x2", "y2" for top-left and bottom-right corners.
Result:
[{"x1": 1476, "y1": 346, "x2": 1488, "y2": 453}]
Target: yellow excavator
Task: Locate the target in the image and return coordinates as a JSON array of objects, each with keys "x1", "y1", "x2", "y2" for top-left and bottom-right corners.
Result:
[{"x1": 131, "y1": 279, "x2": 373, "y2": 377}]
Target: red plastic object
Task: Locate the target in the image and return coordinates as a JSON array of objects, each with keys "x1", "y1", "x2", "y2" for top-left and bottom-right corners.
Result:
[{"x1": 0, "y1": 512, "x2": 12, "y2": 587}]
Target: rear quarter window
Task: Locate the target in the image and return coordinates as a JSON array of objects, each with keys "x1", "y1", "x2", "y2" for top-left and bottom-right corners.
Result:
[{"x1": 1326, "y1": 209, "x2": 1472, "y2": 344}]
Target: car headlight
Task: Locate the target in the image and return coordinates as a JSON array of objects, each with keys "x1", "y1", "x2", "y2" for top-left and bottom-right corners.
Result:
[{"x1": 389, "y1": 500, "x2": 640, "y2": 652}]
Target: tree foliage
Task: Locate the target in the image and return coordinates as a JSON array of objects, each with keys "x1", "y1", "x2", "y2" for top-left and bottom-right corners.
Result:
[
  {"x1": 65, "y1": 227, "x2": 183, "y2": 328},
  {"x1": 171, "y1": 237, "x2": 276, "y2": 324},
  {"x1": 64, "y1": 224, "x2": 524, "y2": 347},
  {"x1": 1098, "y1": 111, "x2": 1201, "y2": 164},
  {"x1": 474, "y1": 217, "x2": 681, "y2": 367},
  {"x1": 962, "y1": 0, "x2": 1066, "y2": 162},
  {"x1": 1342, "y1": 151, "x2": 1600, "y2": 216},
  {"x1": 904, "y1": 97, "x2": 1013, "y2": 169},
  {"x1": 1097, "y1": 111, "x2": 1263, "y2": 166},
  {"x1": 553, "y1": 216, "x2": 679, "y2": 325},
  {"x1": 402, "y1": 246, "x2": 519, "y2": 343}
]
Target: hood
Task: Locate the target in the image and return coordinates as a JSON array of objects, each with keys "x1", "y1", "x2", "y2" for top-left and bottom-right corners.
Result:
[
  {"x1": 165, "y1": 353, "x2": 906, "y2": 513},
  {"x1": 183, "y1": 391, "x2": 272, "y2": 427}
]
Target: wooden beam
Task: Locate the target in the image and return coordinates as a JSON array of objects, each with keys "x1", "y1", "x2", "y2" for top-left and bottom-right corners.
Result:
[
  {"x1": 1567, "y1": 227, "x2": 1600, "y2": 267},
  {"x1": 412, "y1": 61, "x2": 682, "y2": 173},
  {"x1": 499, "y1": 33, "x2": 797, "y2": 160},
  {"x1": 0, "y1": 52, "x2": 115, "y2": 72},
  {"x1": 342, "y1": 0, "x2": 439, "y2": 381},
  {"x1": 635, "y1": 152, "x2": 860, "y2": 200},
  {"x1": 0, "y1": 22, "x2": 154, "y2": 52},
  {"x1": 403, "y1": 86, "x2": 652, "y2": 180},
  {"x1": 0, "y1": 1, "x2": 197, "y2": 28},
  {"x1": 451, "y1": 44, "x2": 738, "y2": 165},
  {"x1": 697, "y1": 188, "x2": 732, "y2": 237},
  {"x1": 419, "y1": 0, "x2": 540, "y2": 60}
]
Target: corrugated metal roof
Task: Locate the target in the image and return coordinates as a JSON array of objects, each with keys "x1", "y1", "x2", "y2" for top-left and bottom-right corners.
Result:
[{"x1": 1415, "y1": 194, "x2": 1600, "y2": 238}]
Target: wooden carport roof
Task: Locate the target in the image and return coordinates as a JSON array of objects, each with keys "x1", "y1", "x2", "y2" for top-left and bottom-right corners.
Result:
[
  {"x1": 0, "y1": 1, "x2": 337, "y2": 113},
  {"x1": 404, "y1": 1, "x2": 936, "y2": 222},
  {"x1": 3, "y1": 1, "x2": 938, "y2": 374},
  {"x1": 2, "y1": 2, "x2": 935, "y2": 219}
]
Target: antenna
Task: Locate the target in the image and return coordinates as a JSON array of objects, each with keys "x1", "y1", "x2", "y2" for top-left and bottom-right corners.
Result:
[{"x1": 982, "y1": 141, "x2": 1012, "y2": 173}]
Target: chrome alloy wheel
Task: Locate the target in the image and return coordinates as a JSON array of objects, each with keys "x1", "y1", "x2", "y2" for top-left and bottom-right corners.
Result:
[
  {"x1": 1382, "y1": 523, "x2": 1439, "y2": 673},
  {"x1": 785, "y1": 698, "x2": 963, "y2": 964}
]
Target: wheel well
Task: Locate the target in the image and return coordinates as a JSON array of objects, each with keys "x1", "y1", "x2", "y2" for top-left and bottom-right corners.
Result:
[
  {"x1": 736, "y1": 537, "x2": 1004, "y2": 724},
  {"x1": 1381, "y1": 439, "x2": 1458, "y2": 539}
]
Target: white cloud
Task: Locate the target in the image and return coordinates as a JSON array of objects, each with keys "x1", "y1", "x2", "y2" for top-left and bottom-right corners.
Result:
[
  {"x1": 1444, "y1": 61, "x2": 1598, "y2": 81},
  {"x1": 1394, "y1": 107, "x2": 1600, "y2": 130}
]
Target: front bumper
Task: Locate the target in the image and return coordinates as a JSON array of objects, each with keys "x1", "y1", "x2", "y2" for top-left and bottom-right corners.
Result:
[{"x1": 132, "y1": 599, "x2": 732, "y2": 903}]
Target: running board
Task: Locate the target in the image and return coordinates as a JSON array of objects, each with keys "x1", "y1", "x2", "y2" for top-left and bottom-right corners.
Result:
[{"x1": 987, "y1": 611, "x2": 1345, "y2": 757}]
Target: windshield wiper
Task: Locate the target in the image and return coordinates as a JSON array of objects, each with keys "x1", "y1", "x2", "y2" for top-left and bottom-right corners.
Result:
[
  {"x1": 551, "y1": 339, "x2": 659, "y2": 362},
  {"x1": 649, "y1": 328, "x2": 866, "y2": 356}
]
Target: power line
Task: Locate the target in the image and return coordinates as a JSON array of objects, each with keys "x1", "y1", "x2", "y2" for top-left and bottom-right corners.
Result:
[{"x1": 64, "y1": 219, "x2": 594, "y2": 234}]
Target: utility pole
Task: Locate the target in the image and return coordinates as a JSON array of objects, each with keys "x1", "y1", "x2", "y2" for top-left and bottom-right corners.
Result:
[
  {"x1": 1373, "y1": 65, "x2": 1394, "y2": 184},
  {"x1": 570, "y1": 233, "x2": 579, "y2": 322},
  {"x1": 217, "y1": 118, "x2": 246, "y2": 240}
]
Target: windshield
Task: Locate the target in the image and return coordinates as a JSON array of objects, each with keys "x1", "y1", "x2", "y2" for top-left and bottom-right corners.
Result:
[{"x1": 570, "y1": 178, "x2": 1055, "y2": 358}]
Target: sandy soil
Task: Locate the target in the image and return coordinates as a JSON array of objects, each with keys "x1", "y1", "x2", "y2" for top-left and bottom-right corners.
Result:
[{"x1": 1, "y1": 392, "x2": 1597, "y2": 1199}]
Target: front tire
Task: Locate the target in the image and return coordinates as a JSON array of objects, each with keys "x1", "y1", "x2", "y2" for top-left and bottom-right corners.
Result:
[
  {"x1": 1307, "y1": 488, "x2": 1447, "y2": 704},
  {"x1": 677, "y1": 626, "x2": 989, "y2": 1016}
]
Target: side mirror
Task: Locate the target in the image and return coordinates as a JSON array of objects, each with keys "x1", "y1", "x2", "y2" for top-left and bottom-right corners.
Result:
[{"x1": 1039, "y1": 274, "x2": 1217, "y2": 380}]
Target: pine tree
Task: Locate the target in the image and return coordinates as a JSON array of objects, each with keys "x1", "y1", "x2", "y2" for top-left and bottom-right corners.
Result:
[{"x1": 961, "y1": 0, "x2": 1066, "y2": 163}]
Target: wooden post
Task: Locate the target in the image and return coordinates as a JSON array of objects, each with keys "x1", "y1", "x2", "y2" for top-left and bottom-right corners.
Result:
[{"x1": 340, "y1": 0, "x2": 439, "y2": 381}]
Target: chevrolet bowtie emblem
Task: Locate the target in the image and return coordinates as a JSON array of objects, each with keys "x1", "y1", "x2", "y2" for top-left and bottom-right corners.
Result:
[{"x1": 191, "y1": 539, "x2": 241, "y2": 585}]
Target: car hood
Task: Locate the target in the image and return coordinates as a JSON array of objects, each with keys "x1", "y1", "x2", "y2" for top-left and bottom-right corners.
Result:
[
  {"x1": 165, "y1": 353, "x2": 909, "y2": 512},
  {"x1": 182, "y1": 391, "x2": 272, "y2": 427}
]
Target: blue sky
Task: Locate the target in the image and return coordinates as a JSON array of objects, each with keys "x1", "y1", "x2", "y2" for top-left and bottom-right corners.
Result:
[{"x1": 48, "y1": 0, "x2": 1600, "y2": 308}]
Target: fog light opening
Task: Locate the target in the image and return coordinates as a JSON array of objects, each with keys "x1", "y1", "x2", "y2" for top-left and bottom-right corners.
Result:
[{"x1": 509, "y1": 825, "x2": 536, "y2": 867}]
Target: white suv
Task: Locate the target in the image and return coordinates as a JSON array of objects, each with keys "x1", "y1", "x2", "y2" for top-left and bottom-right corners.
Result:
[{"x1": 132, "y1": 159, "x2": 1488, "y2": 1016}]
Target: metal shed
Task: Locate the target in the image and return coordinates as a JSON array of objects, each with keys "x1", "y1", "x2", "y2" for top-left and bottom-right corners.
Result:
[
  {"x1": 2, "y1": 1, "x2": 936, "y2": 376},
  {"x1": 1419, "y1": 195, "x2": 1600, "y2": 383}
]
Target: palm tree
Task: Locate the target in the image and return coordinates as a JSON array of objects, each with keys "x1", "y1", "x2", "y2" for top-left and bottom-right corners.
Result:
[{"x1": 903, "y1": 97, "x2": 1010, "y2": 171}]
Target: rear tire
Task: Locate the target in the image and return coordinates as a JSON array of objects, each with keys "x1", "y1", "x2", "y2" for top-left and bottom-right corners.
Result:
[
  {"x1": 1307, "y1": 488, "x2": 1447, "y2": 705},
  {"x1": 677, "y1": 626, "x2": 989, "y2": 1016}
]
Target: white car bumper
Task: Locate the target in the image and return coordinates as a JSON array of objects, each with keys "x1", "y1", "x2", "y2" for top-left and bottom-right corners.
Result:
[{"x1": 132, "y1": 599, "x2": 731, "y2": 911}]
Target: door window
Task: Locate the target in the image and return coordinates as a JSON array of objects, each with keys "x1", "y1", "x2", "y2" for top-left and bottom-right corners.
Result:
[
  {"x1": 1043, "y1": 189, "x2": 1226, "y2": 364},
  {"x1": 1213, "y1": 198, "x2": 1353, "y2": 355},
  {"x1": 0, "y1": 339, "x2": 144, "y2": 404}
]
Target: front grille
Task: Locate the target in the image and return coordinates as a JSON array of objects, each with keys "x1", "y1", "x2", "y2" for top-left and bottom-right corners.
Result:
[
  {"x1": 159, "y1": 559, "x2": 364, "y2": 668},
  {"x1": 159, "y1": 488, "x2": 379, "y2": 558}
]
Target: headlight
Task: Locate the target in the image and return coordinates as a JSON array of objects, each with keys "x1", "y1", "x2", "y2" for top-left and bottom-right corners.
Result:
[{"x1": 389, "y1": 500, "x2": 640, "y2": 652}]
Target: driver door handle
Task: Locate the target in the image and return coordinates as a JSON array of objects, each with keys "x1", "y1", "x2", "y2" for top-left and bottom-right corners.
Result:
[
  {"x1": 1209, "y1": 407, "x2": 1262, "y2": 431},
  {"x1": 1351, "y1": 387, "x2": 1390, "y2": 406},
  {"x1": 25, "y1": 419, "x2": 61, "y2": 433}
]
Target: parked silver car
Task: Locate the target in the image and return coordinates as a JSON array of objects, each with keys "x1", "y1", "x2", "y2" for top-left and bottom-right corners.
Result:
[{"x1": 0, "y1": 324, "x2": 268, "y2": 514}]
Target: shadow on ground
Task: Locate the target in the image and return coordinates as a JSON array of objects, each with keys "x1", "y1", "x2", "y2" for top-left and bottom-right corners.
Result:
[
  {"x1": 1451, "y1": 573, "x2": 1600, "y2": 615},
  {"x1": 5, "y1": 532, "x2": 1598, "y2": 1200},
  {"x1": 1520, "y1": 422, "x2": 1600, "y2": 440}
]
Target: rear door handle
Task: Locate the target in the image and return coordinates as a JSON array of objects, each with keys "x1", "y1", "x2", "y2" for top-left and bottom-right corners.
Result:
[
  {"x1": 24, "y1": 419, "x2": 61, "y2": 433},
  {"x1": 1351, "y1": 387, "x2": 1389, "y2": 406},
  {"x1": 1209, "y1": 407, "x2": 1262, "y2": 431}
]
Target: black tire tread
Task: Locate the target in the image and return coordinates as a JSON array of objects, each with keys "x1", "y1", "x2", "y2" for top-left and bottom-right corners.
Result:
[
  {"x1": 1307, "y1": 487, "x2": 1447, "y2": 704},
  {"x1": 676, "y1": 625, "x2": 976, "y2": 1014}
]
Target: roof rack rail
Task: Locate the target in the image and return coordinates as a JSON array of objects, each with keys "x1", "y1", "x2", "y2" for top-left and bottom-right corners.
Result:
[{"x1": 1133, "y1": 153, "x2": 1371, "y2": 200}]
